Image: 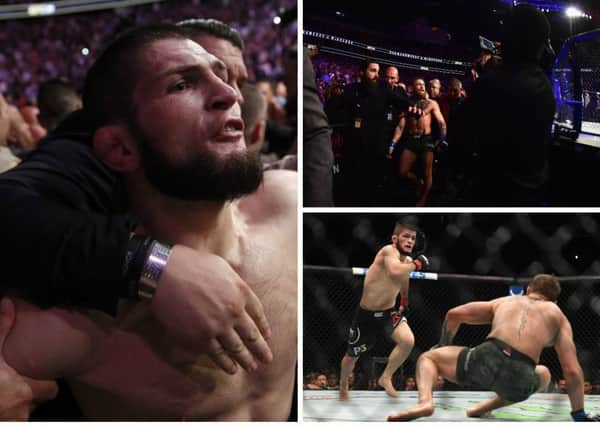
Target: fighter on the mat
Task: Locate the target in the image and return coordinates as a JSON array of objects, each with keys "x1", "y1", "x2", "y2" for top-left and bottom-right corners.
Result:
[
  {"x1": 387, "y1": 78, "x2": 446, "y2": 207},
  {"x1": 388, "y1": 274, "x2": 600, "y2": 422},
  {"x1": 339, "y1": 222, "x2": 429, "y2": 400}
]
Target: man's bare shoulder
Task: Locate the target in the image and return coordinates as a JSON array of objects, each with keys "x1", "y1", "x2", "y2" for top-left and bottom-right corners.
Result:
[
  {"x1": 241, "y1": 169, "x2": 297, "y2": 219},
  {"x1": 498, "y1": 295, "x2": 563, "y2": 314},
  {"x1": 378, "y1": 244, "x2": 397, "y2": 257}
]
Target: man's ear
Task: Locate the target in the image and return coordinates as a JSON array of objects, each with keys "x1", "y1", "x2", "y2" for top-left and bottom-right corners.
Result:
[
  {"x1": 391, "y1": 234, "x2": 398, "y2": 245},
  {"x1": 93, "y1": 124, "x2": 140, "y2": 172},
  {"x1": 247, "y1": 120, "x2": 266, "y2": 152}
]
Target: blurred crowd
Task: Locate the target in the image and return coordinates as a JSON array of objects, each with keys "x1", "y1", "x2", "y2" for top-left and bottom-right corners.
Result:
[
  {"x1": 0, "y1": 0, "x2": 297, "y2": 172},
  {"x1": 304, "y1": 366, "x2": 600, "y2": 395},
  {"x1": 0, "y1": 0, "x2": 296, "y2": 105}
]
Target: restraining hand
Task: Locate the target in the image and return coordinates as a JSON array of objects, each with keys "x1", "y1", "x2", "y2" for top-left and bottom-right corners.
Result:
[
  {"x1": 0, "y1": 298, "x2": 58, "y2": 420},
  {"x1": 150, "y1": 245, "x2": 273, "y2": 375}
]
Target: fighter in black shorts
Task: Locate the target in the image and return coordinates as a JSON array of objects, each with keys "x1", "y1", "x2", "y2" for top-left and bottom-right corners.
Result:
[
  {"x1": 389, "y1": 78, "x2": 446, "y2": 206},
  {"x1": 346, "y1": 307, "x2": 406, "y2": 357},
  {"x1": 339, "y1": 222, "x2": 430, "y2": 400}
]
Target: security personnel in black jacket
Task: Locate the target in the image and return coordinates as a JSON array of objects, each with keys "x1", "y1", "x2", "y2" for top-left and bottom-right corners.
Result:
[
  {"x1": 337, "y1": 61, "x2": 413, "y2": 206},
  {"x1": 456, "y1": 4, "x2": 555, "y2": 206}
]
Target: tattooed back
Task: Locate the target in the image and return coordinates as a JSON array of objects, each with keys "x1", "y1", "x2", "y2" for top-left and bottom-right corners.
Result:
[{"x1": 488, "y1": 295, "x2": 564, "y2": 363}]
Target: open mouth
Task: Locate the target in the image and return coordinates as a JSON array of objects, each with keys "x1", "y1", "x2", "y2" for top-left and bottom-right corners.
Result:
[{"x1": 214, "y1": 118, "x2": 244, "y2": 142}]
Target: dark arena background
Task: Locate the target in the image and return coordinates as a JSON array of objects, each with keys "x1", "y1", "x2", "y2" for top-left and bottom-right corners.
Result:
[
  {"x1": 304, "y1": 0, "x2": 600, "y2": 206},
  {"x1": 303, "y1": 213, "x2": 600, "y2": 421}
]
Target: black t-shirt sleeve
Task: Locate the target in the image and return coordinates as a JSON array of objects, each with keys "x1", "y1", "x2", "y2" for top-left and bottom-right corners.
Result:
[
  {"x1": 0, "y1": 123, "x2": 130, "y2": 314},
  {"x1": 387, "y1": 85, "x2": 412, "y2": 111}
]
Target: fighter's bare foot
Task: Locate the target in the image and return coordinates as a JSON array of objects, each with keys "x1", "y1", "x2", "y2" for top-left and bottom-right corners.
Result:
[
  {"x1": 387, "y1": 402, "x2": 434, "y2": 421},
  {"x1": 378, "y1": 375, "x2": 399, "y2": 398},
  {"x1": 466, "y1": 408, "x2": 492, "y2": 418}
]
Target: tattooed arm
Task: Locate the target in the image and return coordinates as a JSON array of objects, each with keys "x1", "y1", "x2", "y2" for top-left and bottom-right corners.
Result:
[
  {"x1": 438, "y1": 299, "x2": 505, "y2": 346},
  {"x1": 438, "y1": 317, "x2": 458, "y2": 347}
]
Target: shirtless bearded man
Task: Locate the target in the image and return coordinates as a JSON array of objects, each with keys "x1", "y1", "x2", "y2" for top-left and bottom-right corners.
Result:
[
  {"x1": 388, "y1": 78, "x2": 446, "y2": 207},
  {"x1": 339, "y1": 222, "x2": 429, "y2": 400},
  {"x1": 0, "y1": 24, "x2": 297, "y2": 420}
]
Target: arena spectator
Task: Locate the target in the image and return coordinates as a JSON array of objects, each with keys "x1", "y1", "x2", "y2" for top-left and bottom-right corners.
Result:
[
  {"x1": 0, "y1": 94, "x2": 21, "y2": 172},
  {"x1": 256, "y1": 78, "x2": 287, "y2": 124},
  {"x1": 305, "y1": 372, "x2": 327, "y2": 390},
  {"x1": 427, "y1": 78, "x2": 442, "y2": 101},
  {"x1": 435, "y1": 375, "x2": 445, "y2": 391},
  {"x1": 19, "y1": 105, "x2": 47, "y2": 146},
  {"x1": 558, "y1": 378, "x2": 567, "y2": 393},
  {"x1": 37, "y1": 79, "x2": 82, "y2": 132},
  {"x1": 405, "y1": 376, "x2": 417, "y2": 391},
  {"x1": 0, "y1": 0, "x2": 296, "y2": 104},
  {"x1": 327, "y1": 372, "x2": 339, "y2": 390}
]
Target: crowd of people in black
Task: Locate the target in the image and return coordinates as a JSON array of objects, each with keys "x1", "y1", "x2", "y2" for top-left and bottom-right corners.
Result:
[{"x1": 309, "y1": 4, "x2": 558, "y2": 207}]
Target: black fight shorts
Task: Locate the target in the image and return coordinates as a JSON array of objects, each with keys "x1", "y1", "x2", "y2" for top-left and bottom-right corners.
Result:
[
  {"x1": 346, "y1": 307, "x2": 406, "y2": 357},
  {"x1": 456, "y1": 338, "x2": 539, "y2": 402},
  {"x1": 404, "y1": 133, "x2": 436, "y2": 154}
]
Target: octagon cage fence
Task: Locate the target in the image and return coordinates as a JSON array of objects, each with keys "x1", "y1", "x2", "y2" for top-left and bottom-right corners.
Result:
[{"x1": 303, "y1": 213, "x2": 600, "y2": 415}]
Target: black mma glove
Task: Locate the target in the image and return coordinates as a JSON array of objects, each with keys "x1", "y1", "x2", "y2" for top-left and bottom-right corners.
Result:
[
  {"x1": 413, "y1": 254, "x2": 430, "y2": 271},
  {"x1": 571, "y1": 409, "x2": 600, "y2": 421}
]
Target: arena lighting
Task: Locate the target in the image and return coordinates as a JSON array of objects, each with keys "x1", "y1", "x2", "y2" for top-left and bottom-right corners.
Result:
[
  {"x1": 273, "y1": 15, "x2": 282, "y2": 25},
  {"x1": 0, "y1": 0, "x2": 164, "y2": 20},
  {"x1": 27, "y1": 3, "x2": 56, "y2": 16},
  {"x1": 565, "y1": 6, "x2": 585, "y2": 18}
]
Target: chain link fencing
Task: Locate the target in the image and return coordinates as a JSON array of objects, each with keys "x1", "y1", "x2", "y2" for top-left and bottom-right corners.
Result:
[{"x1": 304, "y1": 213, "x2": 600, "y2": 398}]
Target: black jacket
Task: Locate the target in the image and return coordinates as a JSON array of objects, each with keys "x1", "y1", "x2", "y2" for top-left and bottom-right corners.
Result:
[
  {"x1": 457, "y1": 63, "x2": 555, "y2": 206},
  {"x1": 0, "y1": 110, "x2": 130, "y2": 314}
]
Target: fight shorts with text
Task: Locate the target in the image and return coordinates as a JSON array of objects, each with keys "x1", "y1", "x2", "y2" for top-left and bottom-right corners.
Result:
[{"x1": 346, "y1": 307, "x2": 406, "y2": 357}]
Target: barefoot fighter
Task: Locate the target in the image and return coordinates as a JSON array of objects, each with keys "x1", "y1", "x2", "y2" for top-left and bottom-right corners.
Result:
[
  {"x1": 339, "y1": 222, "x2": 429, "y2": 400},
  {"x1": 387, "y1": 274, "x2": 599, "y2": 422}
]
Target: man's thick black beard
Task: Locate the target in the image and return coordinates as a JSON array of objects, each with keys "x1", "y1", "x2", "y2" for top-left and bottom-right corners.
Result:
[
  {"x1": 395, "y1": 241, "x2": 412, "y2": 257},
  {"x1": 131, "y1": 119, "x2": 263, "y2": 201}
]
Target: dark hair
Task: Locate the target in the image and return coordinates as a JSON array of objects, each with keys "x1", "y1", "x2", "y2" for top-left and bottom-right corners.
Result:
[
  {"x1": 37, "y1": 79, "x2": 81, "y2": 131},
  {"x1": 502, "y1": 4, "x2": 550, "y2": 64},
  {"x1": 393, "y1": 222, "x2": 418, "y2": 235},
  {"x1": 241, "y1": 83, "x2": 266, "y2": 136},
  {"x1": 449, "y1": 78, "x2": 462, "y2": 88},
  {"x1": 176, "y1": 18, "x2": 244, "y2": 51},
  {"x1": 82, "y1": 24, "x2": 189, "y2": 128},
  {"x1": 528, "y1": 274, "x2": 561, "y2": 301},
  {"x1": 359, "y1": 60, "x2": 378, "y2": 72}
]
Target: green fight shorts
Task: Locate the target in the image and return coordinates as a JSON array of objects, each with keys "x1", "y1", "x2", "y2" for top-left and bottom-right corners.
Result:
[
  {"x1": 404, "y1": 133, "x2": 436, "y2": 154},
  {"x1": 456, "y1": 338, "x2": 539, "y2": 402}
]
